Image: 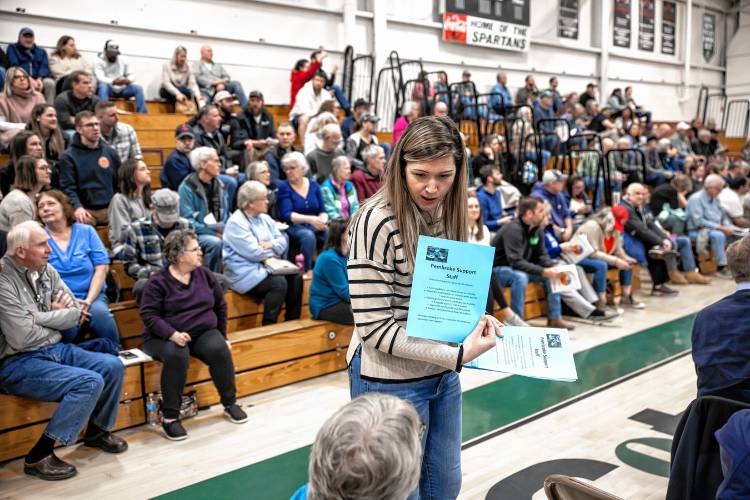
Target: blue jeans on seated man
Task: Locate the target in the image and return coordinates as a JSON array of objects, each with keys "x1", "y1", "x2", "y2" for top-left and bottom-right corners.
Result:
[
  {"x1": 578, "y1": 257, "x2": 608, "y2": 294},
  {"x1": 349, "y1": 346, "x2": 462, "y2": 500},
  {"x1": 674, "y1": 235, "x2": 697, "y2": 270},
  {"x1": 200, "y1": 80, "x2": 248, "y2": 108},
  {"x1": 492, "y1": 266, "x2": 562, "y2": 319},
  {"x1": 689, "y1": 229, "x2": 728, "y2": 266},
  {"x1": 198, "y1": 233, "x2": 223, "y2": 272},
  {"x1": 62, "y1": 292, "x2": 120, "y2": 349},
  {"x1": 0, "y1": 343, "x2": 124, "y2": 444},
  {"x1": 98, "y1": 82, "x2": 147, "y2": 113},
  {"x1": 286, "y1": 223, "x2": 328, "y2": 272}
]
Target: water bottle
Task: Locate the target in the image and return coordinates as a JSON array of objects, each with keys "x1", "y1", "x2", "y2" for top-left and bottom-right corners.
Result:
[
  {"x1": 295, "y1": 253, "x2": 305, "y2": 273},
  {"x1": 146, "y1": 392, "x2": 159, "y2": 426}
]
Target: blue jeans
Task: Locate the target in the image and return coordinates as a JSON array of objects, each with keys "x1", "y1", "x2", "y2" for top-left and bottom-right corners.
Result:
[
  {"x1": 0, "y1": 343, "x2": 124, "y2": 444},
  {"x1": 689, "y1": 229, "x2": 727, "y2": 266},
  {"x1": 200, "y1": 80, "x2": 248, "y2": 108},
  {"x1": 606, "y1": 265, "x2": 633, "y2": 287},
  {"x1": 98, "y1": 82, "x2": 147, "y2": 113},
  {"x1": 198, "y1": 233, "x2": 223, "y2": 272},
  {"x1": 218, "y1": 173, "x2": 246, "y2": 211},
  {"x1": 62, "y1": 293, "x2": 120, "y2": 347},
  {"x1": 327, "y1": 84, "x2": 351, "y2": 114},
  {"x1": 492, "y1": 266, "x2": 562, "y2": 319},
  {"x1": 349, "y1": 347, "x2": 462, "y2": 500},
  {"x1": 526, "y1": 150, "x2": 551, "y2": 168},
  {"x1": 674, "y1": 235, "x2": 696, "y2": 271},
  {"x1": 583, "y1": 176, "x2": 622, "y2": 210},
  {"x1": 286, "y1": 223, "x2": 328, "y2": 272},
  {"x1": 578, "y1": 258, "x2": 607, "y2": 294}
]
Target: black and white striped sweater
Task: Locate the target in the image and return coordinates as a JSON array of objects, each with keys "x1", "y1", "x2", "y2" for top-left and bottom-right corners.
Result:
[{"x1": 346, "y1": 202, "x2": 463, "y2": 381}]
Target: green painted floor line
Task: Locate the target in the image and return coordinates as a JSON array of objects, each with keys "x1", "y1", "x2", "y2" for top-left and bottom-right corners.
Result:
[{"x1": 154, "y1": 314, "x2": 696, "y2": 500}]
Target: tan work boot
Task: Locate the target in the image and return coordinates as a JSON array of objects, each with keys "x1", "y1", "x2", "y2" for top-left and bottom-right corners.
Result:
[
  {"x1": 547, "y1": 318, "x2": 576, "y2": 330},
  {"x1": 668, "y1": 271, "x2": 689, "y2": 285},
  {"x1": 685, "y1": 271, "x2": 711, "y2": 284}
]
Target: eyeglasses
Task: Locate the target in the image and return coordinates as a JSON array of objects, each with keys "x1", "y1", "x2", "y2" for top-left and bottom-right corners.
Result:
[
  {"x1": 183, "y1": 246, "x2": 201, "y2": 253},
  {"x1": 13, "y1": 74, "x2": 29, "y2": 80},
  {"x1": 36, "y1": 165, "x2": 52, "y2": 171}
]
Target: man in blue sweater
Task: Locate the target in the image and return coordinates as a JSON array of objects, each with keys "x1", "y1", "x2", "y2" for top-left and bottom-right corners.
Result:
[
  {"x1": 6, "y1": 27, "x2": 55, "y2": 102},
  {"x1": 59, "y1": 111, "x2": 121, "y2": 225},
  {"x1": 692, "y1": 236, "x2": 750, "y2": 403},
  {"x1": 476, "y1": 164, "x2": 511, "y2": 233},
  {"x1": 161, "y1": 124, "x2": 195, "y2": 190}
]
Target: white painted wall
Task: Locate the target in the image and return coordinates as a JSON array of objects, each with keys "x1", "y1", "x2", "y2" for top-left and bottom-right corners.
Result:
[{"x1": 0, "y1": 0, "x2": 731, "y2": 121}]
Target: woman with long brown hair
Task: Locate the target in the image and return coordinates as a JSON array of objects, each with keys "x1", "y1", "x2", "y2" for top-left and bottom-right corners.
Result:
[{"x1": 347, "y1": 115, "x2": 501, "y2": 497}]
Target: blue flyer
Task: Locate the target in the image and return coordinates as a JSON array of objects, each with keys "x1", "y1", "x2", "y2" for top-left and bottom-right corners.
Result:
[{"x1": 406, "y1": 235, "x2": 495, "y2": 343}]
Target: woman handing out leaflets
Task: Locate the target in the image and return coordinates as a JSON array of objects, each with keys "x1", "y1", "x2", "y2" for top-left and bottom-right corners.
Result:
[{"x1": 347, "y1": 115, "x2": 502, "y2": 498}]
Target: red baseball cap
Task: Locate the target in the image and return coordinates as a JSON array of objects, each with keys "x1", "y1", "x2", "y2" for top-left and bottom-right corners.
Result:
[{"x1": 611, "y1": 205, "x2": 629, "y2": 233}]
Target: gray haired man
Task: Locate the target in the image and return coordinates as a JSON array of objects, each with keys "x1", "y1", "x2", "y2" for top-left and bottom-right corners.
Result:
[{"x1": 0, "y1": 221, "x2": 127, "y2": 480}]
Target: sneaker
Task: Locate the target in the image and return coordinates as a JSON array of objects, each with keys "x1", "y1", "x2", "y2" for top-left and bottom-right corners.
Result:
[
  {"x1": 621, "y1": 294, "x2": 645, "y2": 309},
  {"x1": 504, "y1": 312, "x2": 529, "y2": 327},
  {"x1": 589, "y1": 308, "x2": 620, "y2": 321},
  {"x1": 716, "y1": 268, "x2": 733, "y2": 279},
  {"x1": 162, "y1": 420, "x2": 188, "y2": 441},
  {"x1": 652, "y1": 284, "x2": 679, "y2": 296},
  {"x1": 224, "y1": 404, "x2": 248, "y2": 424}
]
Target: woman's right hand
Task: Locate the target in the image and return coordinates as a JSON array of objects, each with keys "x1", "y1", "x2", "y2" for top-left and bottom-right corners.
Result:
[
  {"x1": 169, "y1": 331, "x2": 192, "y2": 347},
  {"x1": 310, "y1": 217, "x2": 327, "y2": 231},
  {"x1": 615, "y1": 258, "x2": 630, "y2": 270},
  {"x1": 175, "y1": 92, "x2": 187, "y2": 103},
  {"x1": 462, "y1": 315, "x2": 502, "y2": 363}
]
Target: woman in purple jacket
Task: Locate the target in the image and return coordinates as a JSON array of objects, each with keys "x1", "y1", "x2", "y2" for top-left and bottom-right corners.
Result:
[{"x1": 139, "y1": 228, "x2": 247, "y2": 441}]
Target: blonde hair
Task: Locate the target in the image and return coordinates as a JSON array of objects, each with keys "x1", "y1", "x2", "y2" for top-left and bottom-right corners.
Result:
[{"x1": 351, "y1": 115, "x2": 468, "y2": 265}]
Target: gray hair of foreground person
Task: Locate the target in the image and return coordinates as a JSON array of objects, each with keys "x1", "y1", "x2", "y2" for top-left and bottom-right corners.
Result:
[
  {"x1": 6, "y1": 220, "x2": 46, "y2": 257},
  {"x1": 163, "y1": 228, "x2": 199, "y2": 265},
  {"x1": 307, "y1": 393, "x2": 422, "y2": 500},
  {"x1": 237, "y1": 180, "x2": 267, "y2": 211},
  {"x1": 727, "y1": 236, "x2": 750, "y2": 283}
]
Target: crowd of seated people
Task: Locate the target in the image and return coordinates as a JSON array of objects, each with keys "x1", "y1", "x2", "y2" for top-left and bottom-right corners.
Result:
[{"x1": 3, "y1": 24, "x2": 750, "y2": 484}]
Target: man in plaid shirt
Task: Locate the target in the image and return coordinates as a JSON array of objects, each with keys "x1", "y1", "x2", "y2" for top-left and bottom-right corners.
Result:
[
  {"x1": 96, "y1": 100, "x2": 142, "y2": 163},
  {"x1": 122, "y1": 189, "x2": 191, "y2": 279}
]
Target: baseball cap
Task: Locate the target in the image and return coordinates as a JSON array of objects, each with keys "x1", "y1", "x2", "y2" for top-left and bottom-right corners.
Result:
[
  {"x1": 542, "y1": 169, "x2": 566, "y2": 184},
  {"x1": 676, "y1": 121, "x2": 690, "y2": 131},
  {"x1": 462, "y1": 69, "x2": 471, "y2": 77},
  {"x1": 611, "y1": 205, "x2": 629, "y2": 233},
  {"x1": 174, "y1": 123, "x2": 194, "y2": 139},
  {"x1": 249, "y1": 90, "x2": 264, "y2": 100},
  {"x1": 19, "y1": 27, "x2": 34, "y2": 37},
  {"x1": 105, "y1": 40, "x2": 120, "y2": 55},
  {"x1": 540, "y1": 90, "x2": 554, "y2": 99},
  {"x1": 151, "y1": 189, "x2": 181, "y2": 225},
  {"x1": 213, "y1": 90, "x2": 233, "y2": 103}
]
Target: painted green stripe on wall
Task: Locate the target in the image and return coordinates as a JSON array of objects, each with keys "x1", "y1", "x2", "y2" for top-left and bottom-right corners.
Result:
[{"x1": 154, "y1": 314, "x2": 695, "y2": 500}]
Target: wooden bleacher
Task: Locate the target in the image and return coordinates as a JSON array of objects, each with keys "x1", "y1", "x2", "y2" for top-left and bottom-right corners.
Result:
[{"x1": 0, "y1": 98, "x2": 650, "y2": 463}]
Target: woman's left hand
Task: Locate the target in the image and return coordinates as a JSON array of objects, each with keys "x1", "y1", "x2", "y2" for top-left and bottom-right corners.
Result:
[{"x1": 78, "y1": 299, "x2": 92, "y2": 325}]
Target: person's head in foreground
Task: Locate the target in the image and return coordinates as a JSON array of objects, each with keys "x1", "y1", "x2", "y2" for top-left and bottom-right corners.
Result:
[
  {"x1": 727, "y1": 236, "x2": 750, "y2": 284},
  {"x1": 306, "y1": 393, "x2": 422, "y2": 500}
]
